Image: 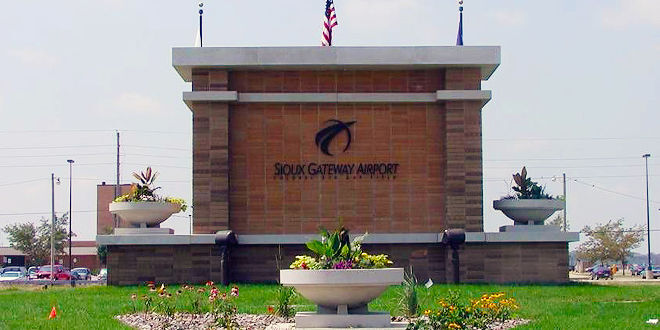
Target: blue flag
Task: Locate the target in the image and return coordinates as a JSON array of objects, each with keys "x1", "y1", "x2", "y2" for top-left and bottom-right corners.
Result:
[{"x1": 456, "y1": 8, "x2": 463, "y2": 46}]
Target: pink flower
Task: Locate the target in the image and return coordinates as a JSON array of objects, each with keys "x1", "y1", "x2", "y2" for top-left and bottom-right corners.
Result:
[{"x1": 230, "y1": 286, "x2": 239, "y2": 297}]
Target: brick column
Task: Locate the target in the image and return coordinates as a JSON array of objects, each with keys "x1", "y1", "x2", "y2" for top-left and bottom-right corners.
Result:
[
  {"x1": 444, "y1": 68, "x2": 483, "y2": 232},
  {"x1": 192, "y1": 70, "x2": 229, "y2": 233}
]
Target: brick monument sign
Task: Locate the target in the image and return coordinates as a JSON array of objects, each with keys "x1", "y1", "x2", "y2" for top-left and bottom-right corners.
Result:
[{"x1": 99, "y1": 47, "x2": 578, "y2": 285}]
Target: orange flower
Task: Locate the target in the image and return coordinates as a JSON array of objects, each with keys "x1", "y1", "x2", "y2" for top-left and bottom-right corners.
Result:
[{"x1": 267, "y1": 306, "x2": 275, "y2": 314}]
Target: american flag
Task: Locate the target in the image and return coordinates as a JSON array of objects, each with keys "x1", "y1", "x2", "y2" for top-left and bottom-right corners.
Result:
[{"x1": 322, "y1": 0, "x2": 338, "y2": 46}]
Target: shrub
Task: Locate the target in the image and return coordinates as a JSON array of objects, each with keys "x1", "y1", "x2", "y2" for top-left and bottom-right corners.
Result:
[{"x1": 398, "y1": 268, "x2": 419, "y2": 318}]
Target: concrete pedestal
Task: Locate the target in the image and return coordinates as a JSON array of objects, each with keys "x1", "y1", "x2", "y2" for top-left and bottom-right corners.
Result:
[{"x1": 114, "y1": 228, "x2": 174, "y2": 235}]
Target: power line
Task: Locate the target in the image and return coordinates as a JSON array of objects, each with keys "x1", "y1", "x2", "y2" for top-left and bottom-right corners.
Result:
[
  {"x1": 0, "y1": 144, "x2": 113, "y2": 150},
  {"x1": 485, "y1": 164, "x2": 656, "y2": 169},
  {"x1": 0, "y1": 162, "x2": 114, "y2": 168},
  {"x1": 572, "y1": 178, "x2": 660, "y2": 205},
  {"x1": 485, "y1": 136, "x2": 660, "y2": 142},
  {"x1": 0, "y1": 178, "x2": 46, "y2": 187},
  {"x1": 0, "y1": 210, "x2": 96, "y2": 216},
  {"x1": 484, "y1": 156, "x2": 641, "y2": 162},
  {"x1": 0, "y1": 129, "x2": 189, "y2": 135},
  {"x1": 123, "y1": 145, "x2": 190, "y2": 152}
]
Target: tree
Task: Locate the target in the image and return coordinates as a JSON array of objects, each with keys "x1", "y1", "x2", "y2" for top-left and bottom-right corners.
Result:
[
  {"x1": 3, "y1": 213, "x2": 69, "y2": 266},
  {"x1": 96, "y1": 226, "x2": 113, "y2": 267},
  {"x1": 547, "y1": 214, "x2": 569, "y2": 231},
  {"x1": 575, "y1": 219, "x2": 645, "y2": 275}
]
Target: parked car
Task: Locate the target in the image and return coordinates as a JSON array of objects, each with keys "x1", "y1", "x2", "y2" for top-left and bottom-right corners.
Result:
[
  {"x1": 35, "y1": 265, "x2": 72, "y2": 280},
  {"x1": 71, "y1": 268, "x2": 92, "y2": 280},
  {"x1": 0, "y1": 266, "x2": 27, "y2": 275},
  {"x1": 590, "y1": 266, "x2": 612, "y2": 280},
  {"x1": 630, "y1": 264, "x2": 645, "y2": 276},
  {"x1": 98, "y1": 268, "x2": 107, "y2": 281},
  {"x1": 641, "y1": 267, "x2": 660, "y2": 279},
  {"x1": 0, "y1": 271, "x2": 24, "y2": 282},
  {"x1": 28, "y1": 266, "x2": 39, "y2": 279}
]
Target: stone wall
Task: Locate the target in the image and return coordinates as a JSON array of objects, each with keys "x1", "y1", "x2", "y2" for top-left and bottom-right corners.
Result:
[
  {"x1": 106, "y1": 241, "x2": 569, "y2": 285},
  {"x1": 107, "y1": 245, "x2": 223, "y2": 285}
]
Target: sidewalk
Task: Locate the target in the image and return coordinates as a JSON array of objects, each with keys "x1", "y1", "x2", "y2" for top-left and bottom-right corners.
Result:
[{"x1": 570, "y1": 272, "x2": 660, "y2": 285}]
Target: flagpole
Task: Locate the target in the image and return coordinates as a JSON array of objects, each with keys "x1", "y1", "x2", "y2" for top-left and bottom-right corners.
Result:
[
  {"x1": 199, "y1": 3, "x2": 204, "y2": 47},
  {"x1": 456, "y1": 0, "x2": 464, "y2": 46}
]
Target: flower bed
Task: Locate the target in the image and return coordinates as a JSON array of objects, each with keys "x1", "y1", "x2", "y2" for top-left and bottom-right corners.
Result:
[{"x1": 407, "y1": 291, "x2": 523, "y2": 330}]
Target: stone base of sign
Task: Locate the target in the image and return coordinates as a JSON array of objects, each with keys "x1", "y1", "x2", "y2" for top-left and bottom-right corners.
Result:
[
  {"x1": 295, "y1": 312, "x2": 400, "y2": 329},
  {"x1": 265, "y1": 322, "x2": 408, "y2": 330},
  {"x1": 99, "y1": 234, "x2": 576, "y2": 285}
]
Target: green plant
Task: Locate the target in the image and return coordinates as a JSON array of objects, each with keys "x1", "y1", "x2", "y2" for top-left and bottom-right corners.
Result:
[
  {"x1": 290, "y1": 226, "x2": 392, "y2": 269},
  {"x1": 510, "y1": 167, "x2": 552, "y2": 199},
  {"x1": 274, "y1": 285, "x2": 296, "y2": 317},
  {"x1": 398, "y1": 267, "x2": 419, "y2": 318},
  {"x1": 113, "y1": 167, "x2": 187, "y2": 211}
]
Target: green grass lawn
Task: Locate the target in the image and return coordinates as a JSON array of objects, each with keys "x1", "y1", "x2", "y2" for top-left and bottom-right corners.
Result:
[{"x1": 0, "y1": 283, "x2": 658, "y2": 329}]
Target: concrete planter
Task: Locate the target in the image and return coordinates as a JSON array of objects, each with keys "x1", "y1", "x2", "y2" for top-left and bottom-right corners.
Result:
[
  {"x1": 109, "y1": 202, "x2": 181, "y2": 228},
  {"x1": 493, "y1": 199, "x2": 565, "y2": 225},
  {"x1": 280, "y1": 268, "x2": 404, "y2": 328}
]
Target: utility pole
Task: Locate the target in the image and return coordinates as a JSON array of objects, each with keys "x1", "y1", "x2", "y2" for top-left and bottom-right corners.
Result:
[
  {"x1": 50, "y1": 173, "x2": 55, "y2": 282},
  {"x1": 563, "y1": 173, "x2": 567, "y2": 232},
  {"x1": 67, "y1": 159, "x2": 75, "y2": 286},
  {"x1": 643, "y1": 154, "x2": 652, "y2": 280},
  {"x1": 115, "y1": 131, "x2": 120, "y2": 229}
]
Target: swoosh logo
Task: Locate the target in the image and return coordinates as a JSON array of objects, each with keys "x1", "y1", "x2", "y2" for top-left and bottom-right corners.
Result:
[{"x1": 315, "y1": 120, "x2": 356, "y2": 156}]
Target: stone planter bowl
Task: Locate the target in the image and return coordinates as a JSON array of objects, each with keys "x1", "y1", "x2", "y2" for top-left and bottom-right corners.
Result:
[
  {"x1": 493, "y1": 199, "x2": 565, "y2": 225},
  {"x1": 109, "y1": 202, "x2": 181, "y2": 228},
  {"x1": 280, "y1": 268, "x2": 403, "y2": 310}
]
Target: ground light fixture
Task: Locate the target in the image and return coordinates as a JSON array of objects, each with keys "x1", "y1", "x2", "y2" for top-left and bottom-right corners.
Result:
[
  {"x1": 67, "y1": 159, "x2": 74, "y2": 286},
  {"x1": 643, "y1": 154, "x2": 651, "y2": 279}
]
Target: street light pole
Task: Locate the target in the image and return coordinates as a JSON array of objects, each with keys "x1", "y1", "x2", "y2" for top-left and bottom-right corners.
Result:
[
  {"x1": 67, "y1": 159, "x2": 75, "y2": 286},
  {"x1": 50, "y1": 173, "x2": 55, "y2": 283},
  {"x1": 643, "y1": 154, "x2": 652, "y2": 280}
]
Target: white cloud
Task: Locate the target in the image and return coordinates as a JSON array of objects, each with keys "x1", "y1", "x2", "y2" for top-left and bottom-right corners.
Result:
[
  {"x1": 113, "y1": 92, "x2": 162, "y2": 114},
  {"x1": 7, "y1": 49, "x2": 58, "y2": 67},
  {"x1": 490, "y1": 9, "x2": 527, "y2": 27},
  {"x1": 600, "y1": 0, "x2": 660, "y2": 29}
]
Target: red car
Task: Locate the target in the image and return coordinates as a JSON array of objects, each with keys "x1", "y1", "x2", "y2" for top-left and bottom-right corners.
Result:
[{"x1": 35, "y1": 265, "x2": 72, "y2": 280}]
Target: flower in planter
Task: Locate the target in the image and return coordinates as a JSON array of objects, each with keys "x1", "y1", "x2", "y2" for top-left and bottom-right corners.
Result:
[
  {"x1": 289, "y1": 226, "x2": 393, "y2": 270},
  {"x1": 113, "y1": 167, "x2": 188, "y2": 212}
]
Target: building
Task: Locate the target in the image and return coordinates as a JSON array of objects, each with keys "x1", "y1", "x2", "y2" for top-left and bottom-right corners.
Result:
[
  {"x1": 0, "y1": 241, "x2": 100, "y2": 270},
  {"x1": 97, "y1": 182, "x2": 132, "y2": 234},
  {"x1": 99, "y1": 46, "x2": 578, "y2": 285}
]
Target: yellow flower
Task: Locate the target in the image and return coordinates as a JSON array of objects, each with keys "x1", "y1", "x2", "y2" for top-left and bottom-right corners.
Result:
[
  {"x1": 448, "y1": 323, "x2": 461, "y2": 329},
  {"x1": 424, "y1": 309, "x2": 431, "y2": 315}
]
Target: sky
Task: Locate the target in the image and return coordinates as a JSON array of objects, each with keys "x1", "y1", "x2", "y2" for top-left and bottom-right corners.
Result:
[{"x1": 0, "y1": 0, "x2": 658, "y2": 255}]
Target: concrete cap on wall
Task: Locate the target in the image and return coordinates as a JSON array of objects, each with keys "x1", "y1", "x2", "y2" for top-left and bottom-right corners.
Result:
[{"x1": 172, "y1": 46, "x2": 501, "y2": 82}]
